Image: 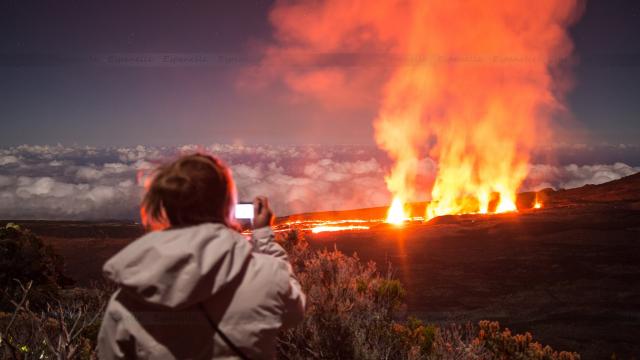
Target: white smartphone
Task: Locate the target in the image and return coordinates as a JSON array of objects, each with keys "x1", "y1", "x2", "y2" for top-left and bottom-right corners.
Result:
[{"x1": 235, "y1": 203, "x2": 254, "y2": 220}]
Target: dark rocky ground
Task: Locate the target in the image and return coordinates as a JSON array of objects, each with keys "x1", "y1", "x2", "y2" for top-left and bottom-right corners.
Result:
[
  {"x1": 3, "y1": 173, "x2": 640, "y2": 358},
  {"x1": 314, "y1": 206, "x2": 640, "y2": 359}
]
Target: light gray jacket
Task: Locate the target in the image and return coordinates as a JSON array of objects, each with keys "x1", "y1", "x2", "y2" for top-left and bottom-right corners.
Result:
[{"x1": 97, "y1": 224, "x2": 305, "y2": 359}]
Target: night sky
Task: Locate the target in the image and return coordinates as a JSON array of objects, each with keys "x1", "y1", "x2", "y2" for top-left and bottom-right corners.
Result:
[{"x1": 1, "y1": 0, "x2": 639, "y2": 146}]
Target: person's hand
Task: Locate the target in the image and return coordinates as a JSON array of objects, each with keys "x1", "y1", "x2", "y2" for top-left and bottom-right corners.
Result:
[{"x1": 253, "y1": 196, "x2": 274, "y2": 229}]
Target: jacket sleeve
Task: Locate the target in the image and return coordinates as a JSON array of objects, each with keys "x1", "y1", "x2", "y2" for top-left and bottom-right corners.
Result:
[
  {"x1": 251, "y1": 227, "x2": 306, "y2": 328},
  {"x1": 251, "y1": 226, "x2": 288, "y2": 260},
  {"x1": 97, "y1": 292, "x2": 136, "y2": 359}
]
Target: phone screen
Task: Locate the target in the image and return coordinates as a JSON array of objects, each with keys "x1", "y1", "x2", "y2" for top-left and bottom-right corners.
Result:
[{"x1": 235, "y1": 203, "x2": 254, "y2": 220}]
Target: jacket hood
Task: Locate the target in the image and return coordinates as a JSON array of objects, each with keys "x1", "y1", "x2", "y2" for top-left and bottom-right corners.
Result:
[{"x1": 103, "y1": 223, "x2": 252, "y2": 309}]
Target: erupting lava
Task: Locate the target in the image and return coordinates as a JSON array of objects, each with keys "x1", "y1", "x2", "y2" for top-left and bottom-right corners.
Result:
[
  {"x1": 374, "y1": 1, "x2": 582, "y2": 221},
  {"x1": 386, "y1": 197, "x2": 408, "y2": 225},
  {"x1": 262, "y1": 0, "x2": 583, "y2": 222}
]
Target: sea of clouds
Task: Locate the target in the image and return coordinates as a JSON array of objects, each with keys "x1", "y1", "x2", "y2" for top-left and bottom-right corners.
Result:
[{"x1": 0, "y1": 144, "x2": 638, "y2": 220}]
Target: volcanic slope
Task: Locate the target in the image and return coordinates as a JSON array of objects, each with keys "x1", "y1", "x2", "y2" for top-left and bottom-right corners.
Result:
[
  {"x1": 308, "y1": 172, "x2": 640, "y2": 358},
  {"x1": 3, "y1": 172, "x2": 640, "y2": 358}
]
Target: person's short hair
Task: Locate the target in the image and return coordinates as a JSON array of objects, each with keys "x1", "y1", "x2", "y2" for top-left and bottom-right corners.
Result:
[{"x1": 141, "y1": 153, "x2": 239, "y2": 230}]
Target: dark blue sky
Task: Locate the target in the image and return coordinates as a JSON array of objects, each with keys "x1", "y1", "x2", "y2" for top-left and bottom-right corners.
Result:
[{"x1": 0, "y1": 0, "x2": 638, "y2": 146}]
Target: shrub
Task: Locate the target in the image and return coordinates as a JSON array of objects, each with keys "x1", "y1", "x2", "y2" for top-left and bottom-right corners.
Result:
[
  {"x1": 275, "y1": 231, "x2": 580, "y2": 360},
  {"x1": 276, "y1": 230, "x2": 416, "y2": 359},
  {"x1": 0, "y1": 282, "x2": 106, "y2": 360},
  {"x1": 0, "y1": 223, "x2": 69, "y2": 312},
  {"x1": 427, "y1": 322, "x2": 489, "y2": 359},
  {"x1": 477, "y1": 320, "x2": 580, "y2": 360}
]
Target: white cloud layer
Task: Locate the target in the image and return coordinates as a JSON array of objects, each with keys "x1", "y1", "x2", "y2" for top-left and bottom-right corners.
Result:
[
  {"x1": 523, "y1": 162, "x2": 640, "y2": 191},
  {"x1": 0, "y1": 145, "x2": 638, "y2": 220}
]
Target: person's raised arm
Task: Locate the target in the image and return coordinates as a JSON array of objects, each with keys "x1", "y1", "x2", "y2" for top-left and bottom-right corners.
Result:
[
  {"x1": 250, "y1": 197, "x2": 305, "y2": 325},
  {"x1": 251, "y1": 196, "x2": 287, "y2": 259}
]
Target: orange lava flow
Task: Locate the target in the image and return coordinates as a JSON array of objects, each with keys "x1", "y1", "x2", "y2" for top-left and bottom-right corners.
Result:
[
  {"x1": 272, "y1": 219, "x2": 382, "y2": 234},
  {"x1": 311, "y1": 225, "x2": 370, "y2": 233}
]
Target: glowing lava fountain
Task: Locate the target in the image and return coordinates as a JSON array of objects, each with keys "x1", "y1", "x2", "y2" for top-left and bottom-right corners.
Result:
[
  {"x1": 375, "y1": 0, "x2": 583, "y2": 221},
  {"x1": 386, "y1": 197, "x2": 408, "y2": 224}
]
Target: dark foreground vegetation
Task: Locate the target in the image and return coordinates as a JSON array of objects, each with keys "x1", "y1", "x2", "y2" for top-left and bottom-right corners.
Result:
[{"x1": 0, "y1": 224, "x2": 581, "y2": 359}]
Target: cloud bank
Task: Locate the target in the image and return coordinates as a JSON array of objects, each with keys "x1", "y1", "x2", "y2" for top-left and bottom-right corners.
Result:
[{"x1": 0, "y1": 144, "x2": 638, "y2": 220}]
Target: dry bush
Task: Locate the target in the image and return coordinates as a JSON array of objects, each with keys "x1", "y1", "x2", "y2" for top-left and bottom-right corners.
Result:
[
  {"x1": 422, "y1": 322, "x2": 489, "y2": 360},
  {"x1": 0, "y1": 281, "x2": 107, "y2": 360},
  {"x1": 476, "y1": 320, "x2": 580, "y2": 360},
  {"x1": 276, "y1": 230, "x2": 415, "y2": 359},
  {"x1": 276, "y1": 231, "x2": 580, "y2": 360}
]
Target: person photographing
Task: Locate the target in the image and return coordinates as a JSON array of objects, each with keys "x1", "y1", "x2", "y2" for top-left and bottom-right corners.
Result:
[{"x1": 97, "y1": 154, "x2": 306, "y2": 359}]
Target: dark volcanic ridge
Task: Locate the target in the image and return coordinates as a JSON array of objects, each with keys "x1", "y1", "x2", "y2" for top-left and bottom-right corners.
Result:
[{"x1": 279, "y1": 172, "x2": 640, "y2": 223}]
